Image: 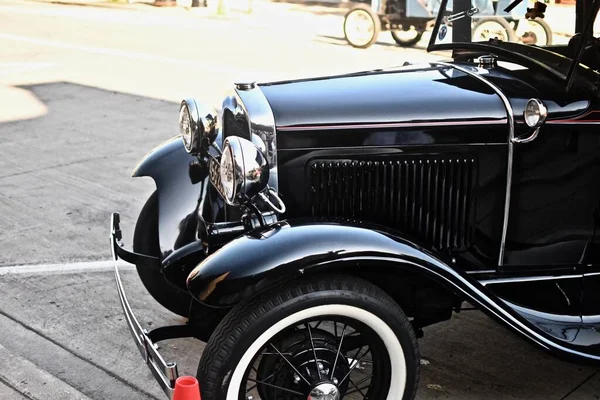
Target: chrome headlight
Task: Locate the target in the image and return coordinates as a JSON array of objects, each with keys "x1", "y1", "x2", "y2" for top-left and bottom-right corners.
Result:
[
  {"x1": 523, "y1": 98, "x2": 547, "y2": 128},
  {"x1": 178, "y1": 98, "x2": 219, "y2": 154},
  {"x1": 211, "y1": 136, "x2": 269, "y2": 205}
]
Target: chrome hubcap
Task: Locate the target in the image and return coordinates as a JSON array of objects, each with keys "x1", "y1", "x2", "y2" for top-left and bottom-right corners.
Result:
[{"x1": 308, "y1": 383, "x2": 340, "y2": 400}]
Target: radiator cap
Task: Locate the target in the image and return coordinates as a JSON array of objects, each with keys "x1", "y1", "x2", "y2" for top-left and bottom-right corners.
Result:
[
  {"x1": 478, "y1": 54, "x2": 497, "y2": 69},
  {"x1": 234, "y1": 80, "x2": 256, "y2": 90}
]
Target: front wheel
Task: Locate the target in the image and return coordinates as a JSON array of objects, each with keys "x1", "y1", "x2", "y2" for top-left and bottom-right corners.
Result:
[
  {"x1": 343, "y1": 4, "x2": 381, "y2": 49},
  {"x1": 197, "y1": 275, "x2": 420, "y2": 400}
]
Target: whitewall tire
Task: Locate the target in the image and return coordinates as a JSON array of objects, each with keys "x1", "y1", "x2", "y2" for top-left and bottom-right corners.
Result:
[{"x1": 196, "y1": 275, "x2": 420, "y2": 400}]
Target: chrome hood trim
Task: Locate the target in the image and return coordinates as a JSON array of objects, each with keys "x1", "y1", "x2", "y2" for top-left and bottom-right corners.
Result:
[
  {"x1": 433, "y1": 62, "x2": 515, "y2": 267},
  {"x1": 221, "y1": 85, "x2": 278, "y2": 191}
]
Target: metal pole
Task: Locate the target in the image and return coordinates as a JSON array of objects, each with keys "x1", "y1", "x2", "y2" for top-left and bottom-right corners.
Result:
[{"x1": 452, "y1": 0, "x2": 472, "y2": 43}]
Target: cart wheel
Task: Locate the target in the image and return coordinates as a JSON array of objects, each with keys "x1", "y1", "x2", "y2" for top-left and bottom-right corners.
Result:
[
  {"x1": 518, "y1": 18, "x2": 553, "y2": 46},
  {"x1": 391, "y1": 28, "x2": 424, "y2": 47},
  {"x1": 472, "y1": 17, "x2": 517, "y2": 43},
  {"x1": 343, "y1": 3, "x2": 381, "y2": 49}
]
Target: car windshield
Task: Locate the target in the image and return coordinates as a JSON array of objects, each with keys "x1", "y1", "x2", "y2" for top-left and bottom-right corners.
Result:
[{"x1": 427, "y1": 0, "x2": 600, "y2": 80}]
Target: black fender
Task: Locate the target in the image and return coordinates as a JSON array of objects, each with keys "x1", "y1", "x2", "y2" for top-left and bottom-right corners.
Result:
[
  {"x1": 186, "y1": 218, "x2": 600, "y2": 365},
  {"x1": 132, "y1": 136, "x2": 223, "y2": 287}
]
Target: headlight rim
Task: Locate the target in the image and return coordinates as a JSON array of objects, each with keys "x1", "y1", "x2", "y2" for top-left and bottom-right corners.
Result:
[
  {"x1": 179, "y1": 98, "x2": 219, "y2": 154},
  {"x1": 179, "y1": 101, "x2": 194, "y2": 152},
  {"x1": 219, "y1": 141, "x2": 238, "y2": 203}
]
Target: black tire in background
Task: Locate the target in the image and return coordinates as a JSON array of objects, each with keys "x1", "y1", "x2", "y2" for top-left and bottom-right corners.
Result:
[
  {"x1": 197, "y1": 275, "x2": 420, "y2": 400},
  {"x1": 391, "y1": 29, "x2": 424, "y2": 47},
  {"x1": 133, "y1": 191, "x2": 192, "y2": 318}
]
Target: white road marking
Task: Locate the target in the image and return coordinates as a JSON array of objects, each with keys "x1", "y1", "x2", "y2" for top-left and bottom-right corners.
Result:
[
  {"x1": 0, "y1": 259, "x2": 132, "y2": 275},
  {"x1": 0, "y1": 33, "x2": 253, "y2": 75}
]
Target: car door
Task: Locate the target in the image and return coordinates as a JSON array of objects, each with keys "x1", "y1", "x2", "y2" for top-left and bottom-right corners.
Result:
[
  {"x1": 494, "y1": 94, "x2": 600, "y2": 317},
  {"x1": 502, "y1": 107, "x2": 600, "y2": 270}
]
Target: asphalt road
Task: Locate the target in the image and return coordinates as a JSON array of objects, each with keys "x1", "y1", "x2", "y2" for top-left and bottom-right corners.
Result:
[{"x1": 0, "y1": 0, "x2": 599, "y2": 399}]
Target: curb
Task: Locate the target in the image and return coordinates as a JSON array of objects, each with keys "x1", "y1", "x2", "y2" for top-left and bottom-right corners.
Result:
[{"x1": 0, "y1": 343, "x2": 94, "y2": 400}]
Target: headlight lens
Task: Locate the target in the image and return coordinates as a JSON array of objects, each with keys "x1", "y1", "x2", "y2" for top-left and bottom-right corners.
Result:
[
  {"x1": 524, "y1": 98, "x2": 547, "y2": 128},
  {"x1": 220, "y1": 144, "x2": 236, "y2": 202},
  {"x1": 179, "y1": 103, "x2": 193, "y2": 151}
]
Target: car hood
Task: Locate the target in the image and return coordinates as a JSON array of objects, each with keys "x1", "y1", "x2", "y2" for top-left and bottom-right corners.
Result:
[{"x1": 259, "y1": 63, "x2": 507, "y2": 134}]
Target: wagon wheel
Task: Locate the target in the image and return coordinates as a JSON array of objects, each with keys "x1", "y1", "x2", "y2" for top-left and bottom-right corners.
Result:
[
  {"x1": 391, "y1": 27, "x2": 424, "y2": 47},
  {"x1": 472, "y1": 17, "x2": 518, "y2": 43},
  {"x1": 343, "y1": 3, "x2": 381, "y2": 49},
  {"x1": 517, "y1": 18, "x2": 553, "y2": 46}
]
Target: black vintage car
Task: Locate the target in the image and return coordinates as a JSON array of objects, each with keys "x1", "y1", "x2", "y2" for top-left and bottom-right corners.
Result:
[{"x1": 111, "y1": 0, "x2": 600, "y2": 398}]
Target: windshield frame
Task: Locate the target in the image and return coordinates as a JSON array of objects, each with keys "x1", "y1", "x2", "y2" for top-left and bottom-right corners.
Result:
[
  {"x1": 426, "y1": 0, "x2": 599, "y2": 90},
  {"x1": 566, "y1": 0, "x2": 600, "y2": 90}
]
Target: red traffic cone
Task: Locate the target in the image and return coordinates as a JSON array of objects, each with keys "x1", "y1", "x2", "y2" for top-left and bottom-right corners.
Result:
[{"x1": 173, "y1": 376, "x2": 201, "y2": 400}]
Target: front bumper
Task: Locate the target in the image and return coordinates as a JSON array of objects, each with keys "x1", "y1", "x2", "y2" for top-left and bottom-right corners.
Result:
[{"x1": 110, "y1": 212, "x2": 188, "y2": 399}]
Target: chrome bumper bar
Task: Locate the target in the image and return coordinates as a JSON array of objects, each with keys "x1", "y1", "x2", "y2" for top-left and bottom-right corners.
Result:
[{"x1": 110, "y1": 212, "x2": 178, "y2": 399}]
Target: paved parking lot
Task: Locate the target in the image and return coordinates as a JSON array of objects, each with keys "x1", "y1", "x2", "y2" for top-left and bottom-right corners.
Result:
[{"x1": 0, "y1": 0, "x2": 599, "y2": 398}]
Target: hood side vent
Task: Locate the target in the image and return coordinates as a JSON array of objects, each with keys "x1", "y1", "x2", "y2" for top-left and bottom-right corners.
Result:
[{"x1": 309, "y1": 157, "x2": 475, "y2": 251}]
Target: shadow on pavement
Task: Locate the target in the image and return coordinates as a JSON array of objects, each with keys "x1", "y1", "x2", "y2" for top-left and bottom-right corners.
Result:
[{"x1": 0, "y1": 81, "x2": 178, "y2": 267}]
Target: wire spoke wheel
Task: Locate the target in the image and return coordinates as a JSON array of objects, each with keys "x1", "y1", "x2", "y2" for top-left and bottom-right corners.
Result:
[
  {"x1": 240, "y1": 318, "x2": 389, "y2": 399},
  {"x1": 196, "y1": 276, "x2": 420, "y2": 400}
]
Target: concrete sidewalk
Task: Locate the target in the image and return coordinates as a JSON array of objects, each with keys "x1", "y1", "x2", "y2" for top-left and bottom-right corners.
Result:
[{"x1": 0, "y1": 381, "x2": 27, "y2": 400}]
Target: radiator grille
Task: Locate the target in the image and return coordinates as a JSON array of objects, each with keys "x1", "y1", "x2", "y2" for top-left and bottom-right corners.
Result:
[{"x1": 309, "y1": 158, "x2": 476, "y2": 250}]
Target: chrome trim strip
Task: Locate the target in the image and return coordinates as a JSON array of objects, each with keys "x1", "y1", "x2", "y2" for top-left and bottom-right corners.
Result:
[
  {"x1": 582, "y1": 315, "x2": 600, "y2": 324},
  {"x1": 504, "y1": 299, "x2": 582, "y2": 324},
  {"x1": 479, "y1": 274, "x2": 583, "y2": 286},
  {"x1": 235, "y1": 85, "x2": 278, "y2": 191},
  {"x1": 433, "y1": 62, "x2": 515, "y2": 267},
  {"x1": 466, "y1": 269, "x2": 497, "y2": 275},
  {"x1": 277, "y1": 119, "x2": 508, "y2": 132},
  {"x1": 111, "y1": 213, "x2": 177, "y2": 400}
]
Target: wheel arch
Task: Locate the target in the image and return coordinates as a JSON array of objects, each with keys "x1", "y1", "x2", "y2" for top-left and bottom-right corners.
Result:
[
  {"x1": 186, "y1": 219, "x2": 467, "y2": 320},
  {"x1": 306, "y1": 263, "x2": 461, "y2": 329},
  {"x1": 131, "y1": 136, "x2": 221, "y2": 268}
]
